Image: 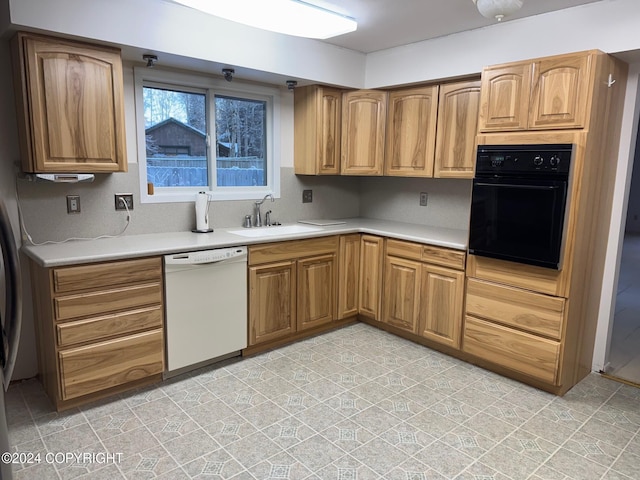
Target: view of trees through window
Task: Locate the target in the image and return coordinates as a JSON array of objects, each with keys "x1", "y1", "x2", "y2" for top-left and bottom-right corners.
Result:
[{"x1": 143, "y1": 86, "x2": 267, "y2": 188}]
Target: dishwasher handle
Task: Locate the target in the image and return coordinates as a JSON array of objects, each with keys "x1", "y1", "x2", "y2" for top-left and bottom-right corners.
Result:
[{"x1": 164, "y1": 247, "x2": 247, "y2": 267}]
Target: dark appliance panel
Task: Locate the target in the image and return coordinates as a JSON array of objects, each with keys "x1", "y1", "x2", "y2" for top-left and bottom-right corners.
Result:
[{"x1": 469, "y1": 144, "x2": 573, "y2": 270}]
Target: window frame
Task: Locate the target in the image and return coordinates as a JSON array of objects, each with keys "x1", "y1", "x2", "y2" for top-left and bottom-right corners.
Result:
[{"x1": 134, "y1": 67, "x2": 281, "y2": 204}]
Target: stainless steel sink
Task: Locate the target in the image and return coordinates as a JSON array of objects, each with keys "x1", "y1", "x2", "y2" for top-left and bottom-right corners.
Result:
[{"x1": 227, "y1": 224, "x2": 322, "y2": 237}]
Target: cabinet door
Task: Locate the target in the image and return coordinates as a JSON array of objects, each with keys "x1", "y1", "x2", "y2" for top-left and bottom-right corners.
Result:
[
  {"x1": 382, "y1": 255, "x2": 421, "y2": 334},
  {"x1": 17, "y1": 33, "x2": 127, "y2": 173},
  {"x1": 338, "y1": 234, "x2": 361, "y2": 319},
  {"x1": 529, "y1": 54, "x2": 591, "y2": 129},
  {"x1": 297, "y1": 254, "x2": 336, "y2": 331},
  {"x1": 478, "y1": 62, "x2": 531, "y2": 132},
  {"x1": 417, "y1": 265, "x2": 464, "y2": 349},
  {"x1": 249, "y1": 261, "x2": 296, "y2": 345},
  {"x1": 434, "y1": 80, "x2": 481, "y2": 179},
  {"x1": 294, "y1": 85, "x2": 342, "y2": 175},
  {"x1": 341, "y1": 90, "x2": 387, "y2": 175},
  {"x1": 385, "y1": 86, "x2": 438, "y2": 177},
  {"x1": 359, "y1": 235, "x2": 383, "y2": 320}
]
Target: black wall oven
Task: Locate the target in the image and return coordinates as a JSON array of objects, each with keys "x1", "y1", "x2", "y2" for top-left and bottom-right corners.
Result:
[{"x1": 469, "y1": 144, "x2": 574, "y2": 270}]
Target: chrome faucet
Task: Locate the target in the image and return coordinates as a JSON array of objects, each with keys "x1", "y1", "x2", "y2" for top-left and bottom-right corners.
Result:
[{"x1": 254, "y1": 194, "x2": 274, "y2": 227}]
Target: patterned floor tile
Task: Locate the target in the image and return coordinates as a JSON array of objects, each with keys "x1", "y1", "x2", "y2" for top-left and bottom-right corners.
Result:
[
  {"x1": 313, "y1": 454, "x2": 380, "y2": 480},
  {"x1": 440, "y1": 425, "x2": 497, "y2": 459},
  {"x1": 479, "y1": 442, "x2": 541, "y2": 479},
  {"x1": 379, "y1": 422, "x2": 437, "y2": 456},
  {"x1": 6, "y1": 324, "x2": 640, "y2": 480},
  {"x1": 545, "y1": 447, "x2": 608, "y2": 480},
  {"x1": 414, "y1": 440, "x2": 475, "y2": 478},
  {"x1": 285, "y1": 434, "x2": 346, "y2": 472},
  {"x1": 202, "y1": 412, "x2": 259, "y2": 447},
  {"x1": 248, "y1": 451, "x2": 313, "y2": 479},
  {"x1": 181, "y1": 446, "x2": 246, "y2": 479},
  {"x1": 320, "y1": 419, "x2": 377, "y2": 453}
]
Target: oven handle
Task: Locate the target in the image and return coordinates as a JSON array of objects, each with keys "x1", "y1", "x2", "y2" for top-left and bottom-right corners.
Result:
[{"x1": 474, "y1": 182, "x2": 561, "y2": 190}]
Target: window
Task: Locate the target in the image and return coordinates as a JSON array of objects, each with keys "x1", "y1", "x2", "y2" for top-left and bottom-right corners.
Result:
[{"x1": 134, "y1": 68, "x2": 280, "y2": 203}]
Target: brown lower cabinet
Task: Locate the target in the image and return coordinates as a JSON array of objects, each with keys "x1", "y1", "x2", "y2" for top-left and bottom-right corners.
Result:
[
  {"x1": 247, "y1": 236, "x2": 350, "y2": 352},
  {"x1": 29, "y1": 257, "x2": 165, "y2": 411},
  {"x1": 375, "y1": 238, "x2": 466, "y2": 350}
]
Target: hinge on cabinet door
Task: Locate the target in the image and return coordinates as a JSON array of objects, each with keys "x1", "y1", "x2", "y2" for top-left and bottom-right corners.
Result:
[{"x1": 607, "y1": 74, "x2": 616, "y2": 88}]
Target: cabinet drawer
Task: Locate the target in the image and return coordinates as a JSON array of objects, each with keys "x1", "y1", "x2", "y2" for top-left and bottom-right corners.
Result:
[
  {"x1": 386, "y1": 239, "x2": 422, "y2": 261},
  {"x1": 463, "y1": 316, "x2": 560, "y2": 384},
  {"x1": 56, "y1": 306, "x2": 163, "y2": 347},
  {"x1": 386, "y1": 239, "x2": 465, "y2": 270},
  {"x1": 53, "y1": 257, "x2": 162, "y2": 293},
  {"x1": 466, "y1": 278, "x2": 564, "y2": 340},
  {"x1": 59, "y1": 329, "x2": 164, "y2": 400},
  {"x1": 249, "y1": 236, "x2": 338, "y2": 265},
  {"x1": 54, "y1": 283, "x2": 162, "y2": 321},
  {"x1": 421, "y1": 245, "x2": 465, "y2": 270}
]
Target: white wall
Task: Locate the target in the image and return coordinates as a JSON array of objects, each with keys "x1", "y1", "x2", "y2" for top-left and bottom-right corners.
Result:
[
  {"x1": 592, "y1": 63, "x2": 640, "y2": 372},
  {"x1": 366, "y1": 0, "x2": 640, "y2": 88}
]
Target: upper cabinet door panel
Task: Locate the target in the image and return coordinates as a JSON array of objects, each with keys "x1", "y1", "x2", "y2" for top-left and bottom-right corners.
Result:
[
  {"x1": 294, "y1": 85, "x2": 341, "y2": 175},
  {"x1": 385, "y1": 86, "x2": 438, "y2": 177},
  {"x1": 529, "y1": 54, "x2": 591, "y2": 130},
  {"x1": 434, "y1": 80, "x2": 481, "y2": 179},
  {"x1": 341, "y1": 90, "x2": 387, "y2": 176},
  {"x1": 478, "y1": 62, "x2": 531, "y2": 132},
  {"x1": 17, "y1": 33, "x2": 127, "y2": 173},
  {"x1": 318, "y1": 89, "x2": 342, "y2": 174}
]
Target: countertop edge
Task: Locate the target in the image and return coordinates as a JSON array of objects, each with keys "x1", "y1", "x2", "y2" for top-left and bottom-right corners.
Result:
[{"x1": 22, "y1": 219, "x2": 469, "y2": 268}]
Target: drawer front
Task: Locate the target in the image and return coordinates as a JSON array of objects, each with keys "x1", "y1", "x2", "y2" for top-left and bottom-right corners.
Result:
[
  {"x1": 466, "y1": 278, "x2": 564, "y2": 340},
  {"x1": 54, "y1": 283, "x2": 162, "y2": 321},
  {"x1": 56, "y1": 306, "x2": 163, "y2": 347},
  {"x1": 421, "y1": 245, "x2": 465, "y2": 270},
  {"x1": 53, "y1": 257, "x2": 162, "y2": 293},
  {"x1": 249, "y1": 236, "x2": 338, "y2": 265},
  {"x1": 59, "y1": 329, "x2": 164, "y2": 400},
  {"x1": 463, "y1": 316, "x2": 560, "y2": 384},
  {"x1": 385, "y1": 239, "x2": 422, "y2": 262}
]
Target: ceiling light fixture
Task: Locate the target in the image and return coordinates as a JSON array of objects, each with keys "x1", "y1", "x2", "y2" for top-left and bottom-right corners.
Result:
[
  {"x1": 171, "y1": 0, "x2": 357, "y2": 39},
  {"x1": 473, "y1": 0, "x2": 523, "y2": 22}
]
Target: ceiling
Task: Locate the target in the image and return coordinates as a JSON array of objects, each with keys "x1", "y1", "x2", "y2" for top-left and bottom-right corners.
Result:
[{"x1": 306, "y1": 0, "x2": 604, "y2": 53}]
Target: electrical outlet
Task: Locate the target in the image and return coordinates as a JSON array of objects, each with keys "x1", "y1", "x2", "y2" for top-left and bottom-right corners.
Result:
[
  {"x1": 66, "y1": 195, "x2": 81, "y2": 214},
  {"x1": 115, "y1": 194, "x2": 134, "y2": 211},
  {"x1": 302, "y1": 189, "x2": 313, "y2": 203},
  {"x1": 419, "y1": 192, "x2": 428, "y2": 206}
]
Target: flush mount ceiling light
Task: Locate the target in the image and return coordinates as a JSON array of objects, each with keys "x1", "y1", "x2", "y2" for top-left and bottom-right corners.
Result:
[
  {"x1": 171, "y1": 0, "x2": 357, "y2": 39},
  {"x1": 473, "y1": 0, "x2": 523, "y2": 21}
]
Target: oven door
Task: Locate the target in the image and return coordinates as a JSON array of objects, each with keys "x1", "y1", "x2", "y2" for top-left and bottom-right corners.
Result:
[{"x1": 469, "y1": 176, "x2": 569, "y2": 269}]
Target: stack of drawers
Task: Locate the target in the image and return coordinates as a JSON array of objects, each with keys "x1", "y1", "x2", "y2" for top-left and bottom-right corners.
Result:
[{"x1": 31, "y1": 257, "x2": 165, "y2": 410}]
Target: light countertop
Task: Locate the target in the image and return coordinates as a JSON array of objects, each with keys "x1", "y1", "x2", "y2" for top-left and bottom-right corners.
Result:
[{"x1": 22, "y1": 218, "x2": 469, "y2": 267}]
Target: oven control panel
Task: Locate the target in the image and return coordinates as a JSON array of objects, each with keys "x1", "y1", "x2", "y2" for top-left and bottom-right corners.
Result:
[{"x1": 476, "y1": 144, "x2": 573, "y2": 176}]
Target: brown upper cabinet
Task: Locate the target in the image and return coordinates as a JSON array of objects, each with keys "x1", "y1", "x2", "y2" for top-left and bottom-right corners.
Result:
[
  {"x1": 294, "y1": 85, "x2": 342, "y2": 175},
  {"x1": 294, "y1": 79, "x2": 480, "y2": 179},
  {"x1": 479, "y1": 51, "x2": 594, "y2": 132},
  {"x1": 384, "y1": 85, "x2": 438, "y2": 177},
  {"x1": 386, "y1": 80, "x2": 480, "y2": 178},
  {"x1": 341, "y1": 90, "x2": 388, "y2": 175},
  {"x1": 433, "y1": 80, "x2": 481, "y2": 178},
  {"x1": 12, "y1": 32, "x2": 127, "y2": 173}
]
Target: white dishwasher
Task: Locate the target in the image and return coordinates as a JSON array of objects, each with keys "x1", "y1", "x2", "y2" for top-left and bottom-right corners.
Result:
[{"x1": 164, "y1": 246, "x2": 248, "y2": 376}]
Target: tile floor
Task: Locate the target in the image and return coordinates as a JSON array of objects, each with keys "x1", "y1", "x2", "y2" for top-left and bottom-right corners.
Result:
[
  {"x1": 609, "y1": 232, "x2": 640, "y2": 385},
  {"x1": 5, "y1": 323, "x2": 640, "y2": 480}
]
